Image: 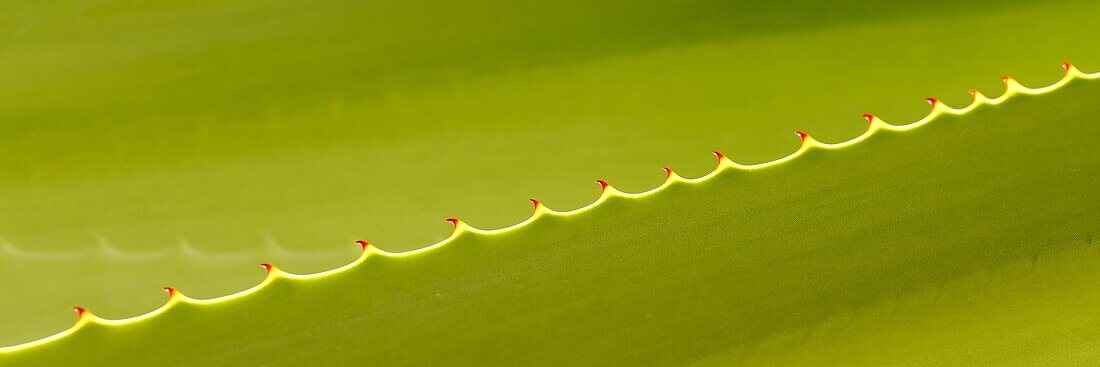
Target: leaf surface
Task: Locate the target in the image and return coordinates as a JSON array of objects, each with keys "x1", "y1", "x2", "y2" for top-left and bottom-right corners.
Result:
[
  {"x1": 4, "y1": 71, "x2": 1099, "y2": 365},
  {"x1": 3, "y1": 0, "x2": 1100, "y2": 345}
]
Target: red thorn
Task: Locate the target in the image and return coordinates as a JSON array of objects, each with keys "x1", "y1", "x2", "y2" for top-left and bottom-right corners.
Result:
[
  {"x1": 1001, "y1": 75, "x2": 1011, "y2": 83},
  {"x1": 445, "y1": 217, "x2": 461, "y2": 228},
  {"x1": 711, "y1": 151, "x2": 726, "y2": 161},
  {"x1": 595, "y1": 179, "x2": 609, "y2": 190},
  {"x1": 925, "y1": 97, "x2": 938, "y2": 106},
  {"x1": 968, "y1": 89, "x2": 978, "y2": 96},
  {"x1": 1062, "y1": 61, "x2": 1072, "y2": 71},
  {"x1": 861, "y1": 114, "x2": 874, "y2": 124},
  {"x1": 259, "y1": 263, "x2": 273, "y2": 272},
  {"x1": 795, "y1": 131, "x2": 808, "y2": 142},
  {"x1": 162, "y1": 287, "x2": 176, "y2": 296},
  {"x1": 354, "y1": 240, "x2": 370, "y2": 251},
  {"x1": 662, "y1": 167, "x2": 673, "y2": 178},
  {"x1": 529, "y1": 198, "x2": 541, "y2": 208},
  {"x1": 72, "y1": 306, "x2": 86, "y2": 317}
]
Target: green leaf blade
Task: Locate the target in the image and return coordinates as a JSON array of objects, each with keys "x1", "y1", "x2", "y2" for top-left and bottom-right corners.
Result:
[{"x1": 5, "y1": 73, "x2": 1100, "y2": 366}]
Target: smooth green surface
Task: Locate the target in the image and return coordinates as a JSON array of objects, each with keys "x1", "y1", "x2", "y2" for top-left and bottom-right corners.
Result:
[
  {"x1": 5, "y1": 76, "x2": 1100, "y2": 365},
  {"x1": 3, "y1": 0, "x2": 1100, "y2": 347}
]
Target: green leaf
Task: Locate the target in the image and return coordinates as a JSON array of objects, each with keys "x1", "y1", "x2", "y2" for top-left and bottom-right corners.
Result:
[
  {"x1": 3, "y1": 70, "x2": 1098, "y2": 365},
  {"x1": 3, "y1": 0, "x2": 1100, "y2": 346}
]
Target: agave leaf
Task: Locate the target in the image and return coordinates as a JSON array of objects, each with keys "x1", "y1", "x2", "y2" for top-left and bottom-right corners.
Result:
[
  {"x1": 3, "y1": 0, "x2": 1100, "y2": 345},
  {"x1": 3, "y1": 69, "x2": 1098, "y2": 365}
]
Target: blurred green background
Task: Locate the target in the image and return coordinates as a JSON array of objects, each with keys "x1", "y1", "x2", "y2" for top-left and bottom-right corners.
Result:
[{"x1": 2, "y1": 0, "x2": 1099, "y2": 346}]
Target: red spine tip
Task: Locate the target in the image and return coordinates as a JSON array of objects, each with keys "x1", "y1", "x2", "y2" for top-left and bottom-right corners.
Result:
[
  {"x1": 1062, "y1": 61, "x2": 1072, "y2": 71},
  {"x1": 925, "y1": 97, "x2": 938, "y2": 106},
  {"x1": 1001, "y1": 75, "x2": 1011, "y2": 83},
  {"x1": 861, "y1": 114, "x2": 875, "y2": 124},
  {"x1": 529, "y1": 198, "x2": 541, "y2": 208},
  {"x1": 968, "y1": 89, "x2": 979, "y2": 96},
  {"x1": 445, "y1": 217, "x2": 461, "y2": 228},
  {"x1": 259, "y1": 263, "x2": 273, "y2": 272},
  {"x1": 354, "y1": 240, "x2": 370, "y2": 251},
  {"x1": 662, "y1": 167, "x2": 673, "y2": 178},
  {"x1": 711, "y1": 151, "x2": 726, "y2": 160},
  {"x1": 72, "y1": 307, "x2": 86, "y2": 317},
  {"x1": 795, "y1": 131, "x2": 808, "y2": 141},
  {"x1": 595, "y1": 179, "x2": 609, "y2": 190},
  {"x1": 162, "y1": 287, "x2": 176, "y2": 295}
]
